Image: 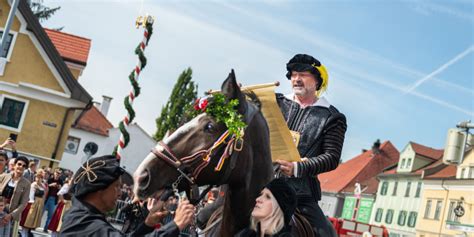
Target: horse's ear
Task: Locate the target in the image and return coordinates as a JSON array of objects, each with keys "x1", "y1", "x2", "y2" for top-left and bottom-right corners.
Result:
[{"x1": 221, "y1": 69, "x2": 246, "y2": 114}]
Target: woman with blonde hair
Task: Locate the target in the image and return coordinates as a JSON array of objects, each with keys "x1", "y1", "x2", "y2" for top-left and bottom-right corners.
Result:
[
  {"x1": 236, "y1": 178, "x2": 297, "y2": 237},
  {"x1": 21, "y1": 168, "x2": 47, "y2": 236}
]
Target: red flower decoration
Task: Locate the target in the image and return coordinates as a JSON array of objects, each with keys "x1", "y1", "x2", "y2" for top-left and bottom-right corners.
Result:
[
  {"x1": 194, "y1": 97, "x2": 209, "y2": 112},
  {"x1": 199, "y1": 99, "x2": 208, "y2": 111}
]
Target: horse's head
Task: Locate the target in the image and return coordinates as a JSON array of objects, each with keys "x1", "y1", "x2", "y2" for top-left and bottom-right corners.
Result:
[{"x1": 134, "y1": 70, "x2": 249, "y2": 200}]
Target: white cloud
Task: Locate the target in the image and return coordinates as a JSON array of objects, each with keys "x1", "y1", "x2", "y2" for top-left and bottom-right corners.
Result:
[
  {"x1": 406, "y1": 0, "x2": 474, "y2": 22},
  {"x1": 405, "y1": 45, "x2": 473, "y2": 93}
]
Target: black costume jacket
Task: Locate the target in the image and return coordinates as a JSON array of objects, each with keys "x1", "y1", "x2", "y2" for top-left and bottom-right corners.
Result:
[
  {"x1": 60, "y1": 197, "x2": 179, "y2": 237},
  {"x1": 276, "y1": 93, "x2": 347, "y2": 201}
]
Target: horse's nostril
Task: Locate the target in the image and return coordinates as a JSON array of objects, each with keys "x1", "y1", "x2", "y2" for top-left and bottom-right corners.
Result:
[{"x1": 138, "y1": 169, "x2": 151, "y2": 190}]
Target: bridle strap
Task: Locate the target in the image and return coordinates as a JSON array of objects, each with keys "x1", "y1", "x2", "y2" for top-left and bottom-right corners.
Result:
[{"x1": 149, "y1": 101, "x2": 260, "y2": 195}]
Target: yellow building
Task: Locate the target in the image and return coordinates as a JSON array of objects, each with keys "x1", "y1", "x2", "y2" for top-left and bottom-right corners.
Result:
[
  {"x1": 0, "y1": 0, "x2": 92, "y2": 167},
  {"x1": 416, "y1": 148, "x2": 474, "y2": 236}
]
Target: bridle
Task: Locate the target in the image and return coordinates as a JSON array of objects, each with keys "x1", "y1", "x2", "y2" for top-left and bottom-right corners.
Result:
[
  {"x1": 148, "y1": 100, "x2": 258, "y2": 205},
  {"x1": 151, "y1": 129, "x2": 242, "y2": 192}
]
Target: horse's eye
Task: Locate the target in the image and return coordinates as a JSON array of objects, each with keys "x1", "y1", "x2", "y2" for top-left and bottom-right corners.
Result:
[{"x1": 205, "y1": 122, "x2": 215, "y2": 132}]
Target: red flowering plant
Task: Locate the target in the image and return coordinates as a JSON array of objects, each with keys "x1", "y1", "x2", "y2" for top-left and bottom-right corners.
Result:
[{"x1": 191, "y1": 93, "x2": 246, "y2": 138}]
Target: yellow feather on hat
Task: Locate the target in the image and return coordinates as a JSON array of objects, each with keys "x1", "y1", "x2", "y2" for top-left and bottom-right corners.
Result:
[{"x1": 312, "y1": 63, "x2": 328, "y2": 97}]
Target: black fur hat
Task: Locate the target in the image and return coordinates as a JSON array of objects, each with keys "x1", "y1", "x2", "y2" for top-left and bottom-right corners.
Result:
[
  {"x1": 71, "y1": 155, "x2": 125, "y2": 198},
  {"x1": 265, "y1": 178, "x2": 297, "y2": 226},
  {"x1": 286, "y1": 53, "x2": 323, "y2": 90}
]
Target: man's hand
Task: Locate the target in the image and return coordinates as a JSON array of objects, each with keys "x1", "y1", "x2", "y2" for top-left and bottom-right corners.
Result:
[
  {"x1": 8, "y1": 139, "x2": 16, "y2": 150},
  {"x1": 0, "y1": 138, "x2": 12, "y2": 149},
  {"x1": 173, "y1": 200, "x2": 195, "y2": 231},
  {"x1": 144, "y1": 198, "x2": 168, "y2": 227},
  {"x1": 275, "y1": 160, "x2": 295, "y2": 177},
  {"x1": 2, "y1": 214, "x2": 12, "y2": 224}
]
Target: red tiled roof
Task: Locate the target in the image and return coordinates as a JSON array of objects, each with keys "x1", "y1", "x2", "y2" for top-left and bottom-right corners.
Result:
[
  {"x1": 73, "y1": 106, "x2": 113, "y2": 136},
  {"x1": 319, "y1": 141, "x2": 400, "y2": 194},
  {"x1": 413, "y1": 158, "x2": 444, "y2": 175},
  {"x1": 45, "y1": 29, "x2": 91, "y2": 65},
  {"x1": 424, "y1": 165, "x2": 457, "y2": 179},
  {"x1": 410, "y1": 141, "x2": 444, "y2": 160}
]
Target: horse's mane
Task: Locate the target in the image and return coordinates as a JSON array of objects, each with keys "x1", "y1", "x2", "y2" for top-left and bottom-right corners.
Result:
[{"x1": 242, "y1": 91, "x2": 262, "y2": 110}]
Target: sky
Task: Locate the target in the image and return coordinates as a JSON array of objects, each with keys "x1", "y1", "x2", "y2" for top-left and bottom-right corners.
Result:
[{"x1": 42, "y1": 0, "x2": 473, "y2": 162}]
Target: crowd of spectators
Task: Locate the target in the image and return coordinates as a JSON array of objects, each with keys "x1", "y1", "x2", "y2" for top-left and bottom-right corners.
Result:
[{"x1": 0, "y1": 137, "x2": 74, "y2": 237}]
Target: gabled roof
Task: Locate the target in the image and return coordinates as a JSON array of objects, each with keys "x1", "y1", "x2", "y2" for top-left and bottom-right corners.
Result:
[
  {"x1": 44, "y1": 29, "x2": 91, "y2": 66},
  {"x1": 17, "y1": 0, "x2": 92, "y2": 104},
  {"x1": 409, "y1": 141, "x2": 444, "y2": 160},
  {"x1": 319, "y1": 141, "x2": 400, "y2": 194},
  {"x1": 73, "y1": 106, "x2": 113, "y2": 136},
  {"x1": 381, "y1": 144, "x2": 444, "y2": 176}
]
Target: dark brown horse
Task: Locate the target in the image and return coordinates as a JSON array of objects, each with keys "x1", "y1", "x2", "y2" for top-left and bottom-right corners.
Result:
[{"x1": 134, "y1": 70, "x2": 273, "y2": 236}]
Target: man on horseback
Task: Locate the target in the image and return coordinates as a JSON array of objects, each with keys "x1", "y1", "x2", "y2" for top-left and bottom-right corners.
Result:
[{"x1": 275, "y1": 54, "x2": 347, "y2": 237}]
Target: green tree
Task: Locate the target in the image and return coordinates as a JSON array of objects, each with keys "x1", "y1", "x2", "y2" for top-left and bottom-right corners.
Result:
[
  {"x1": 28, "y1": 0, "x2": 63, "y2": 29},
  {"x1": 154, "y1": 68, "x2": 198, "y2": 141}
]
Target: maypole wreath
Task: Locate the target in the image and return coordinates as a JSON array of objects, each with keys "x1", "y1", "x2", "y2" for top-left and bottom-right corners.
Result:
[{"x1": 114, "y1": 14, "x2": 155, "y2": 160}]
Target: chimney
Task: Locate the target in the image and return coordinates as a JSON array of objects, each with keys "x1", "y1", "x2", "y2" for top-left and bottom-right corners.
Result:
[
  {"x1": 100, "y1": 95, "x2": 113, "y2": 117},
  {"x1": 372, "y1": 139, "x2": 381, "y2": 155}
]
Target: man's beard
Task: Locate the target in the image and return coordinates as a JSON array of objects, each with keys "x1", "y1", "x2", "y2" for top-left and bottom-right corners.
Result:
[{"x1": 293, "y1": 86, "x2": 312, "y2": 97}]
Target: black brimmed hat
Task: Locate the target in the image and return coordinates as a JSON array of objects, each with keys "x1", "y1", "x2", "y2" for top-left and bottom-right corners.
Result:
[
  {"x1": 286, "y1": 53, "x2": 329, "y2": 95},
  {"x1": 71, "y1": 155, "x2": 126, "y2": 198}
]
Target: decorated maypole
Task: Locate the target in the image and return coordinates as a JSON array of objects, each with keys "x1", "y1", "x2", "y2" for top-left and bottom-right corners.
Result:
[{"x1": 114, "y1": 15, "x2": 155, "y2": 160}]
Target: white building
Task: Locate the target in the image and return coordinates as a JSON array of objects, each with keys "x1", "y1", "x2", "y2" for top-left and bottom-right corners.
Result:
[
  {"x1": 369, "y1": 142, "x2": 444, "y2": 237},
  {"x1": 60, "y1": 96, "x2": 156, "y2": 175}
]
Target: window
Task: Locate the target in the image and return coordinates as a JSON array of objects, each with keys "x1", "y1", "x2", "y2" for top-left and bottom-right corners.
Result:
[
  {"x1": 392, "y1": 181, "x2": 398, "y2": 196},
  {"x1": 460, "y1": 168, "x2": 466, "y2": 179},
  {"x1": 424, "y1": 200, "x2": 432, "y2": 218},
  {"x1": 447, "y1": 200, "x2": 460, "y2": 222},
  {"x1": 407, "y1": 158, "x2": 412, "y2": 168},
  {"x1": 385, "y1": 209, "x2": 394, "y2": 224},
  {"x1": 400, "y1": 159, "x2": 405, "y2": 169},
  {"x1": 415, "y1": 182, "x2": 422, "y2": 198},
  {"x1": 470, "y1": 167, "x2": 474, "y2": 178},
  {"x1": 405, "y1": 182, "x2": 411, "y2": 197},
  {"x1": 0, "y1": 95, "x2": 28, "y2": 131},
  {"x1": 0, "y1": 31, "x2": 14, "y2": 58},
  {"x1": 380, "y1": 182, "x2": 388, "y2": 195},
  {"x1": 434, "y1": 200, "x2": 442, "y2": 220},
  {"x1": 397, "y1": 210, "x2": 407, "y2": 226},
  {"x1": 375, "y1": 208, "x2": 383, "y2": 222},
  {"x1": 64, "y1": 136, "x2": 81, "y2": 154},
  {"x1": 408, "y1": 212, "x2": 417, "y2": 227}
]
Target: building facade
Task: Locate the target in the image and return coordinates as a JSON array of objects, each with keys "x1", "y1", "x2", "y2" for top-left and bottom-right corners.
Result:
[
  {"x1": 0, "y1": 0, "x2": 91, "y2": 167},
  {"x1": 369, "y1": 142, "x2": 444, "y2": 237},
  {"x1": 416, "y1": 148, "x2": 474, "y2": 236},
  {"x1": 60, "y1": 98, "x2": 156, "y2": 175},
  {"x1": 320, "y1": 140, "x2": 399, "y2": 221}
]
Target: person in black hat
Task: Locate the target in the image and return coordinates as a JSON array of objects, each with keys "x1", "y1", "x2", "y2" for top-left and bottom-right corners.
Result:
[
  {"x1": 60, "y1": 155, "x2": 195, "y2": 236},
  {"x1": 236, "y1": 178, "x2": 296, "y2": 237},
  {"x1": 274, "y1": 54, "x2": 347, "y2": 236}
]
